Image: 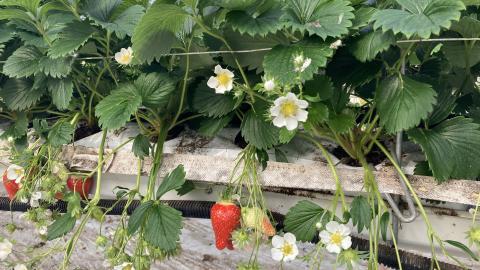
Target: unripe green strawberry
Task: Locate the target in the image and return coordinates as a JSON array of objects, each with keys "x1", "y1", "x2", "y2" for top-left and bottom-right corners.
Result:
[
  {"x1": 241, "y1": 207, "x2": 276, "y2": 237},
  {"x1": 210, "y1": 201, "x2": 240, "y2": 250}
]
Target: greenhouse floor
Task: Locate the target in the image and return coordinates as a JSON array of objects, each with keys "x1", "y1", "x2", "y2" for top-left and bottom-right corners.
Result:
[{"x1": 0, "y1": 211, "x2": 395, "y2": 270}]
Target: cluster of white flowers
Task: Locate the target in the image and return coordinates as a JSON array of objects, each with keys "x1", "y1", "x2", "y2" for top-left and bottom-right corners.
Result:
[
  {"x1": 0, "y1": 238, "x2": 12, "y2": 261},
  {"x1": 319, "y1": 221, "x2": 352, "y2": 254},
  {"x1": 293, "y1": 54, "x2": 312, "y2": 73},
  {"x1": 115, "y1": 47, "x2": 133, "y2": 65},
  {"x1": 207, "y1": 65, "x2": 234, "y2": 94},
  {"x1": 270, "y1": 233, "x2": 298, "y2": 262},
  {"x1": 270, "y1": 93, "x2": 308, "y2": 131}
]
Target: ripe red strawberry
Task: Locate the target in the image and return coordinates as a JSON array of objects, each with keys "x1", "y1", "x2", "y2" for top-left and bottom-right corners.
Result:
[
  {"x1": 2, "y1": 170, "x2": 19, "y2": 200},
  {"x1": 210, "y1": 201, "x2": 240, "y2": 250},
  {"x1": 67, "y1": 176, "x2": 93, "y2": 199}
]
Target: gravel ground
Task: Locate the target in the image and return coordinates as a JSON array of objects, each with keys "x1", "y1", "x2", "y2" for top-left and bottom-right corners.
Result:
[{"x1": 0, "y1": 211, "x2": 380, "y2": 270}]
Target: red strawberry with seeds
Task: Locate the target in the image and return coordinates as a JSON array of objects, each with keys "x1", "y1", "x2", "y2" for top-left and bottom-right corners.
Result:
[
  {"x1": 210, "y1": 200, "x2": 240, "y2": 250},
  {"x1": 67, "y1": 176, "x2": 93, "y2": 199},
  {"x1": 2, "y1": 170, "x2": 19, "y2": 200}
]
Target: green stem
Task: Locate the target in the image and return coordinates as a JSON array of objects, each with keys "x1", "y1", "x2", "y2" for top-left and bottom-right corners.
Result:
[
  {"x1": 145, "y1": 127, "x2": 169, "y2": 201},
  {"x1": 170, "y1": 38, "x2": 192, "y2": 130}
]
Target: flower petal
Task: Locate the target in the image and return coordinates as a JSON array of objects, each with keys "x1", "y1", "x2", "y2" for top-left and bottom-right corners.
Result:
[
  {"x1": 283, "y1": 233, "x2": 296, "y2": 244},
  {"x1": 339, "y1": 224, "x2": 351, "y2": 236},
  {"x1": 295, "y1": 109, "x2": 308, "y2": 122},
  {"x1": 325, "y1": 221, "x2": 340, "y2": 233},
  {"x1": 271, "y1": 248, "x2": 284, "y2": 261},
  {"x1": 326, "y1": 243, "x2": 341, "y2": 254},
  {"x1": 285, "y1": 117, "x2": 298, "y2": 131},
  {"x1": 214, "y1": 65, "x2": 223, "y2": 74},
  {"x1": 341, "y1": 236, "x2": 352, "y2": 250},
  {"x1": 272, "y1": 115, "x2": 287, "y2": 128},
  {"x1": 270, "y1": 105, "x2": 280, "y2": 116},
  {"x1": 296, "y1": 99, "x2": 309, "y2": 109},
  {"x1": 274, "y1": 96, "x2": 286, "y2": 106},
  {"x1": 207, "y1": 77, "x2": 219, "y2": 89},
  {"x1": 271, "y1": 235, "x2": 285, "y2": 248},
  {"x1": 319, "y1": 230, "x2": 331, "y2": 244}
]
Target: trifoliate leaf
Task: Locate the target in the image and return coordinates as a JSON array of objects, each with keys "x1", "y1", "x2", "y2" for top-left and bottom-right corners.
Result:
[
  {"x1": 48, "y1": 21, "x2": 96, "y2": 58},
  {"x1": 38, "y1": 56, "x2": 73, "y2": 78},
  {"x1": 227, "y1": 1, "x2": 283, "y2": 37},
  {"x1": 371, "y1": 0, "x2": 465, "y2": 39},
  {"x1": 350, "y1": 196, "x2": 371, "y2": 233},
  {"x1": 132, "y1": 3, "x2": 190, "y2": 63},
  {"x1": 132, "y1": 134, "x2": 150, "y2": 159},
  {"x1": 376, "y1": 76, "x2": 437, "y2": 133},
  {"x1": 47, "y1": 213, "x2": 76, "y2": 240},
  {"x1": 2, "y1": 46, "x2": 42, "y2": 78},
  {"x1": 83, "y1": 0, "x2": 144, "y2": 39},
  {"x1": 408, "y1": 117, "x2": 480, "y2": 181},
  {"x1": 48, "y1": 121, "x2": 75, "y2": 147},
  {"x1": 0, "y1": 78, "x2": 45, "y2": 110},
  {"x1": 282, "y1": 0, "x2": 354, "y2": 39},
  {"x1": 190, "y1": 83, "x2": 237, "y2": 118},
  {"x1": 156, "y1": 165, "x2": 186, "y2": 199},
  {"x1": 134, "y1": 72, "x2": 177, "y2": 109},
  {"x1": 198, "y1": 114, "x2": 233, "y2": 138},
  {"x1": 240, "y1": 109, "x2": 279, "y2": 150},
  {"x1": 263, "y1": 39, "x2": 333, "y2": 85},
  {"x1": 284, "y1": 200, "x2": 331, "y2": 242},
  {"x1": 350, "y1": 30, "x2": 396, "y2": 62},
  {"x1": 95, "y1": 86, "x2": 142, "y2": 130},
  {"x1": 127, "y1": 200, "x2": 153, "y2": 235},
  {"x1": 144, "y1": 204, "x2": 183, "y2": 251},
  {"x1": 48, "y1": 78, "x2": 74, "y2": 110}
]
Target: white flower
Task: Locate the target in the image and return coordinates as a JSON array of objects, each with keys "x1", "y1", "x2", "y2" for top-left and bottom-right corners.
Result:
[
  {"x1": 270, "y1": 93, "x2": 308, "y2": 131},
  {"x1": 271, "y1": 233, "x2": 299, "y2": 262},
  {"x1": 0, "y1": 239, "x2": 13, "y2": 261},
  {"x1": 330, "y1": 40, "x2": 342, "y2": 49},
  {"x1": 264, "y1": 79, "x2": 276, "y2": 91},
  {"x1": 37, "y1": 226, "x2": 47, "y2": 236},
  {"x1": 79, "y1": 15, "x2": 86, "y2": 21},
  {"x1": 349, "y1": 95, "x2": 367, "y2": 107},
  {"x1": 476, "y1": 76, "x2": 480, "y2": 88},
  {"x1": 14, "y1": 264, "x2": 27, "y2": 270},
  {"x1": 319, "y1": 221, "x2": 352, "y2": 254},
  {"x1": 7, "y1": 136, "x2": 14, "y2": 143},
  {"x1": 114, "y1": 262, "x2": 135, "y2": 270},
  {"x1": 115, "y1": 47, "x2": 133, "y2": 65},
  {"x1": 207, "y1": 65, "x2": 234, "y2": 94},
  {"x1": 6, "y1": 164, "x2": 25, "y2": 184},
  {"x1": 293, "y1": 55, "x2": 312, "y2": 73},
  {"x1": 30, "y1": 191, "x2": 42, "y2": 208}
]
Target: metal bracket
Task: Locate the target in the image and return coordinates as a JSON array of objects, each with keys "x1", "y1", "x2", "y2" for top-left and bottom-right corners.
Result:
[{"x1": 385, "y1": 132, "x2": 418, "y2": 235}]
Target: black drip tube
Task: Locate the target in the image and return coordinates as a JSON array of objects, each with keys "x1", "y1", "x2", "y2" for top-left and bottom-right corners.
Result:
[{"x1": 0, "y1": 197, "x2": 465, "y2": 270}]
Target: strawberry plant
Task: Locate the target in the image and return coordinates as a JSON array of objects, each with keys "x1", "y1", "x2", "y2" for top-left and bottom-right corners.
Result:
[{"x1": 0, "y1": 0, "x2": 479, "y2": 269}]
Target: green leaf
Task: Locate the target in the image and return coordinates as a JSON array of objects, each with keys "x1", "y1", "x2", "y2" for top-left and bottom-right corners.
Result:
[
  {"x1": 215, "y1": 0, "x2": 257, "y2": 9},
  {"x1": 48, "y1": 21, "x2": 95, "y2": 58},
  {"x1": 95, "y1": 86, "x2": 142, "y2": 130},
  {"x1": 127, "y1": 200, "x2": 153, "y2": 235},
  {"x1": 442, "y1": 42, "x2": 480, "y2": 68},
  {"x1": 144, "y1": 204, "x2": 183, "y2": 251},
  {"x1": 274, "y1": 148, "x2": 288, "y2": 163},
  {"x1": 134, "y1": 73, "x2": 176, "y2": 109},
  {"x1": 48, "y1": 121, "x2": 75, "y2": 147},
  {"x1": 2, "y1": 46, "x2": 42, "y2": 78},
  {"x1": 427, "y1": 83, "x2": 457, "y2": 126},
  {"x1": 38, "y1": 56, "x2": 73, "y2": 78},
  {"x1": 132, "y1": 134, "x2": 150, "y2": 158},
  {"x1": 132, "y1": 3, "x2": 190, "y2": 63},
  {"x1": 190, "y1": 83, "x2": 237, "y2": 118},
  {"x1": 197, "y1": 114, "x2": 233, "y2": 138},
  {"x1": 0, "y1": 78, "x2": 45, "y2": 110},
  {"x1": 176, "y1": 180, "x2": 195, "y2": 196},
  {"x1": 304, "y1": 103, "x2": 329, "y2": 130},
  {"x1": 48, "y1": 78, "x2": 74, "y2": 110},
  {"x1": 241, "y1": 109, "x2": 279, "y2": 150},
  {"x1": 263, "y1": 39, "x2": 333, "y2": 85},
  {"x1": 451, "y1": 16, "x2": 480, "y2": 38},
  {"x1": 407, "y1": 117, "x2": 480, "y2": 181},
  {"x1": 327, "y1": 112, "x2": 355, "y2": 134},
  {"x1": 445, "y1": 240, "x2": 479, "y2": 261},
  {"x1": 227, "y1": 2, "x2": 283, "y2": 37},
  {"x1": 278, "y1": 128, "x2": 296, "y2": 144},
  {"x1": 0, "y1": 112, "x2": 28, "y2": 139},
  {"x1": 284, "y1": 200, "x2": 330, "y2": 242},
  {"x1": 47, "y1": 213, "x2": 76, "y2": 240},
  {"x1": 83, "y1": 0, "x2": 144, "y2": 38},
  {"x1": 156, "y1": 165, "x2": 186, "y2": 199},
  {"x1": 351, "y1": 7, "x2": 376, "y2": 30},
  {"x1": 282, "y1": 0, "x2": 354, "y2": 39},
  {"x1": 376, "y1": 76, "x2": 437, "y2": 133},
  {"x1": 380, "y1": 212, "x2": 390, "y2": 241},
  {"x1": 350, "y1": 30, "x2": 396, "y2": 62},
  {"x1": 304, "y1": 75, "x2": 334, "y2": 102},
  {"x1": 350, "y1": 196, "x2": 371, "y2": 233},
  {"x1": 371, "y1": 0, "x2": 465, "y2": 39}
]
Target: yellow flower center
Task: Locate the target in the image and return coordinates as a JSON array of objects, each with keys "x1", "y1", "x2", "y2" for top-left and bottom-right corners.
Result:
[
  {"x1": 280, "y1": 101, "x2": 298, "y2": 117},
  {"x1": 217, "y1": 73, "x2": 230, "y2": 86},
  {"x1": 330, "y1": 232, "x2": 343, "y2": 245},
  {"x1": 281, "y1": 243, "x2": 294, "y2": 256},
  {"x1": 15, "y1": 168, "x2": 23, "y2": 176},
  {"x1": 120, "y1": 54, "x2": 131, "y2": 63}
]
